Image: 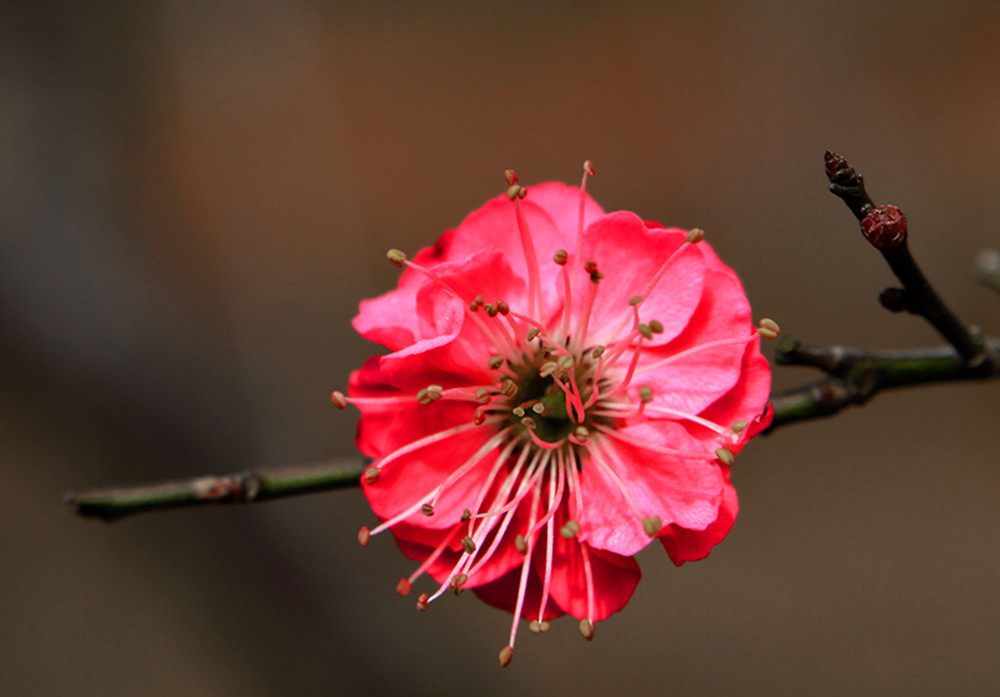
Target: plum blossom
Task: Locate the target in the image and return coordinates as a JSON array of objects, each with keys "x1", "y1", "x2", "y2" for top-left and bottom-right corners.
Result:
[{"x1": 333, "y1": 164, "x2": 773, "y2": 666}]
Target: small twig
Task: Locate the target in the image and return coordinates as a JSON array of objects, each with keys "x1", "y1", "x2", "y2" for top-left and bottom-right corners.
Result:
[
  {"x1": 767, "y1": 335, "x2": 1000, "y2": 431},
  {"x1": 824, "y1": 152, "x2": 996, "y2": 371},
  {"x1": 66, "y1": 458, "x2": 367, "y2": 521}
]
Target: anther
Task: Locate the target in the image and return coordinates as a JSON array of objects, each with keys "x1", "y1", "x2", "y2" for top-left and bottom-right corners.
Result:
[
  {"x1": 531, "y1": 402, "x2": 545, "y2": 415},
  {"x1": 639, "y1": 386, "x2": 654, "y2": 403},
  {"x1": 421, "y1": 503, "x2": 435, "y2": 516},
  {"x1": 512, "y1": 406, "x2": 526, "y2": 417},
  {"x1": 450, "y1": 574, "x2": 468, "y2": 592},
  {"x1": 642, "y1": 515, "x2": 663, "y2": 538},
  {"x1": 553, "y1": 249, "x2": 568, "y2": 265},
  {"x1": 560, "y1": 520, "x2": 581, "y2": 539},
  {"x1": 416, "y1": 593, "x2": 429, "y2": 612},
  {"x1": 583, "y1": 259, "x2": 598, "y2": 274},
  {"x1": 331, "y1": 391, "x2": 348, "y2": 409},
  {"x1": 629, "y1": 295, "x2": 643, "y2": 306},
  {"x1": 520, "y1": 416, "x2": 537, "y2": 430},
  {"x1": 583, "y1": 160, "x2": 595, "y2": 176},
  {"x1": 496, "y1": 300, "x2": 509, "y2": 315},
  {"x1": 474, "y1": 407, "x2": 487, "y2": 425},
  {"x1": 638, "y1": 323, "x2": 653, "y2": 340},
  {"x1": 715, "y1": 448, "x2": 735, "y2": 466},
  {"x1": 518, "y1": 187, "x2": 527, "y2": 199},
  {"x1": 539, "y1": 361, "x2": 558, "y2": 378},
  {"x1": 461, "y1": 508, "x2": 472, "y2": 522},
  {"x1": 506, "y1": 184, "x2": 522, "y2": 201},
  {"x1": 573, "y1": 425, "x2": 590, "y2": 442},
  {"x1": 386, "y1": 249, "x2": 407, "y2": 267},
  {"x1": 591, "y1": 345, "x2": 605, "y2": 358},
  {"x1": 363, "y1": 467, "x2": 380, "y2": 484},
  {"x1": 475, "y1": 295, "x2": 484, "y2": 305},
  {"x1": 488, "y1": 355, "x2": 504, "y2": 370},
  {"x1": 504, "y1": 169, "x2": 519, "y2": 186},
  {"x1": 558, "y1": 354, "x2": 574, "y2": 370},
  {"x1": 757, "y1": 318, "x2": 780, "y2": 340},
  {"x1": 484, "y1": 303, "x2": 498, "y2": 317},
  {"x1": 500, "y1": 379, "x2": 518, "y2": 397},
  {"x1": 469, "y1": 299, "x2": 480, "y2": 312},
  {"x1": 579, "y1": 619, "x2": 595, "y2": 641},
  {"x1": 526, "y1": 327, "x2": 541, "y2": 342},
  {"x1": 358, "y1": 527, "x2": 371, "y2": 546},
  {"x1": 686, "y1": 228, "x2": 705, "y2": 244},
  {"x1": 732, "y1": 421, "x2": 748, "y2": 433},
  {"x1": 461, "y1": 536, "x2": 477, "y2": 554},
  {"x1": 648, "y1": 319, "x2": 664, "y2": 334},
  {"x1": 499, "y1": 645, "x2": 514, "y2": 667},
  {"x1": 396, "y1": 578, "x2": 412, "y2": 596},
  {"x1": 515, "y1": 534, "x2": 528, "y2": 555},
  {"x1": 476, "y1": 387, "x2": 491, "y2": 404},
  {"x1": 529, "y1": 620, "x2": 543, "y2": 634}
]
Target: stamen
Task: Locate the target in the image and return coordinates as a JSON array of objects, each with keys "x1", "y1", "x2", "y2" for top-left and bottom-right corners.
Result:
[
  {"x1": 642, "y1": 515, "x2": 662, "y2": 537},
  {"x1": 512, "y1": 187, "x2": 543, "y2": 319},
  {"x1": 364, "y1": 467, "x2": 379, "y2": 484},
  {"x1": 579, "y1": 618, "x2": 595, "y2": 641},
  {"x1": 396, "y1": 578, "x2": 412, "y2": 596},
  {"x1": 331, "y1": 391, "x2": 348, "y2": 409},
  {"x1": 421, "y1": 503, "x2": 434, "y2": 516},
  {"x1": 416, "y1": 593, "x2": 429, "y2": 611},
  {"x1": 686, "y1": 228, "x2": 705, "y2": 244},
  {"x1": 358, "y1": 527, "x2": 371, "y2": 546},
  {"x1": 757, "y1": 317, "x2": 781, "y2": 339}
]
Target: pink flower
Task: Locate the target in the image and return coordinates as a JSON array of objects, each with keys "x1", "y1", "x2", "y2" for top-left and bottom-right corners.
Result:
[{"x1": 334, "y1": 165, "x2": 772, "y2": 666}]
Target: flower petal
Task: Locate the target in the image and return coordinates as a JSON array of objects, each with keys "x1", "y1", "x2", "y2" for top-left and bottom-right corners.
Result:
[{"x1": 659, "y1": 474, "x2": 739, "y2": 566}]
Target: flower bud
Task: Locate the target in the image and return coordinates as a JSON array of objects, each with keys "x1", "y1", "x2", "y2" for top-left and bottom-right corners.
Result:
[{"x1": 861, "y1": 205, "x2": 907, "y2": 250}]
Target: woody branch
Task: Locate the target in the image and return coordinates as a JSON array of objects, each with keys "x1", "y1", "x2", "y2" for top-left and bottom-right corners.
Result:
[{"x1": 64, "y1": 152, "x2": 1000, "y2": 521}]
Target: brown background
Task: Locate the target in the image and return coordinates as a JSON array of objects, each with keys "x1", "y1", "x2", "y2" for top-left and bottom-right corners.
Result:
[{"x1": 2, "y1": 1, "x2": 998, "y2": 695}]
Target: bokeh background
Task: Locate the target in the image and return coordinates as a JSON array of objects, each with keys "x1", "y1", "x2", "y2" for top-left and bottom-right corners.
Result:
[{"x1": 3, "y1": 1, "x2": 999, "y2": 695}]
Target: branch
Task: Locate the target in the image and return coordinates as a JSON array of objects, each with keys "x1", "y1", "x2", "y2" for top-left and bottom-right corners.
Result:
[
  {"x1": 824, "y1": 152, "x2": 997, "y2": 371},
  {"x1": 766, "y1": 335, "x2": 1000, "y2": 430},
  {"x1": 64, "y1": 152, "x2": 999, "y2": 522},
  {"x1": 65, "y1": 458, "x2": 367, "y2": 521}
]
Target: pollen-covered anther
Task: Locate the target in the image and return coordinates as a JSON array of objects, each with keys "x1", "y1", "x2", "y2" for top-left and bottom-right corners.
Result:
[
  {"x1": 475, "y1": 388, "x2": 491, "y2": 404},
  {"x1": 715, "y1": 448, "x2": 735, "y2": 466},
  {"x1": 469, "y1": 298, "x2": 480, "y2": 312},
  {"x1": 642, "y1": 515, "x2": 663, "y2": 538},
  {"x1": 560, "y1": 520, "x2": 581, "y2": 539},
  {"x1": 757, "y1": 317, "x2": 781, "y2": 340},
  {"x1": 488, "y1": 354, "x2": 504, "y2": 370},
  {"x1": 483, "y1": 303, "x2": 498, "y2": 317},
  {"x1": 553, "y1": 248, "x2": 568, "y2": 265},
  {"x1": 461, "y1": 536, "x2": 477, "y2": 554},
  {"x1": 557, "y1": 354, "x2": 574, "y2": 371},
  {"x1": 591, "y1": 345, "x2": 605, "y2": 359},
  {"x1": 539, "y1": 361, "x2": 558, "y2": 378},
  {"x1": 386, "y1": 249, "x2": 407, "y2": 267},
  {"x1": 520, "y1": 416, "x2": 537, "y2": 430},
  {"x1": 499, "y1": 645, "x2": 514, "y2": 667},
  {"x1": 358, "y1": 527, "x2": 371, "y2": 546},
  {"x1": 396, "y1": 578, "x2": 412, "y2": 596},
  {"x1": 496, "y1": 300, "x2": 510, "y2": 315},
  {"x1": 572, "y1": 425, "x2": 590, "y2": 444},
  {"x1": 639, "y1": 386, "x2": 654, "y2": 403},
  {"x1": 686, "y1": 227, "x2": 705, "y2": 244},
  {"x1": 629, "y1": 295, "x2": 643, "y2": 306},
  {"x1": 515, "y1": 534, "x2": 528, "y2": 555},
  {"x1": 461, "y1": 508, "x2": 472, "y2": 522},
  {"x1": 504, "y1": 169, "x2": 519, "y2": 186},
  {"x1": 421, "y1": 503, "x2": 435, "y2": 516},
  {"x1": 531, "y1": 402, "x2": 545, "y2": 415},
  {"x1": 500, "y1": 379, "x2": 518, "y2": 397},
  {"x1": 330, "y1": 391, "x2": 348, "y2": 409},
  {"x1": 363, "y1": 467, "x2": 379, "y2": 484},
  {"x1": 416, "y1": 385, "x2": 443, "y2": 405},
  {"x1": 529, "y1": 619, "x2": 543, "y2": 634},
  {"x1": 579, "y1": 619, "x2": 595, "y2": 641},
  {"x1": 526, "y1": 327, "x2": 541, "y2": 342},
  {"x1": 584, "y1": 259, "x2": 603, "y2": 283},
  {"x1": 474, "y1": 407, "x2": 487, "y2": 425},
  {"x1": 506, "y1": 184, "x2": 522, "y2": 201},
  {"x1": 450, "y1": 573, "x2": 468, "y2": 594},
  {"x1": 648, "y1": 319, "x2": 664, "y2": 334},
  {"x1": 416, "y1": 593, "x2": 429, "y2": 612},
  {"x1": 583, "y1": 159, "x2": 595, "y2": 176},
  {"x1": 732, "y1": 421, "x2": 748, "y2": 433},
  {"x1": 638, "y1": 323, "x2": 653, "y2": 340}
]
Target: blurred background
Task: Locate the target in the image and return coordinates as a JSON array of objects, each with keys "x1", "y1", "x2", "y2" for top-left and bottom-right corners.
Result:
[{"x1": 2, "y1": 1, "x2": 999, "y2": 695}]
